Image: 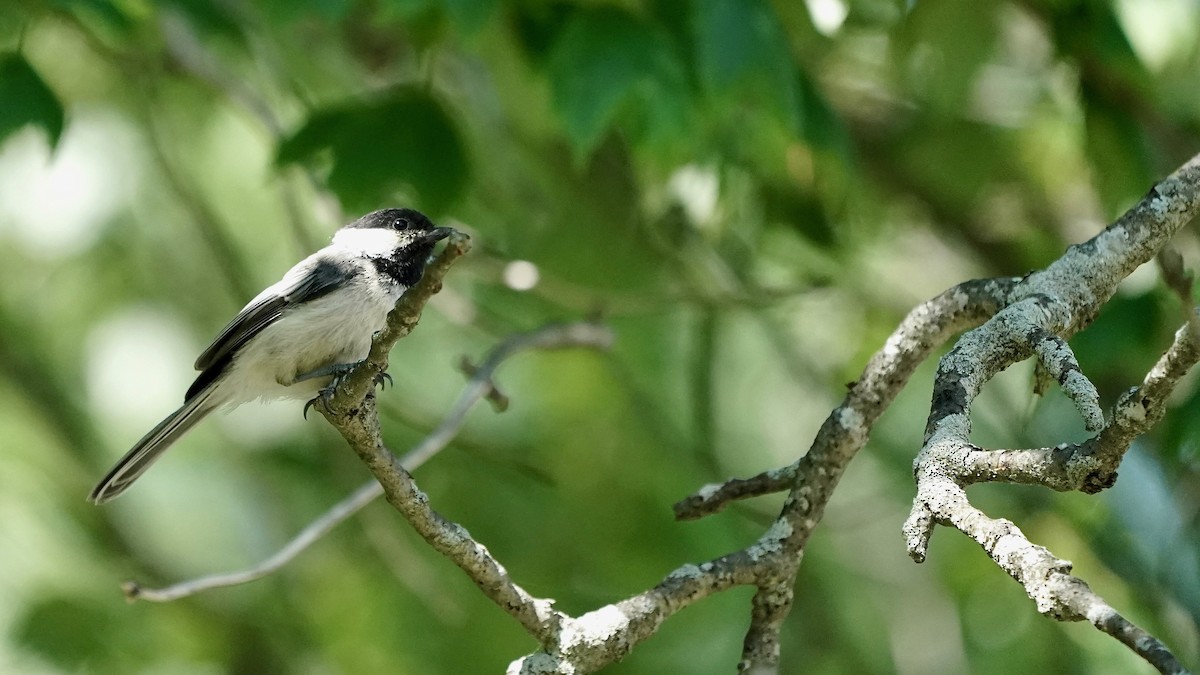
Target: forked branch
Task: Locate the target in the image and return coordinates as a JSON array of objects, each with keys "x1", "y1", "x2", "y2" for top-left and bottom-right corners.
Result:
[
  {"x1": 904, "y1": 154, "x2": 1200, "y2": 674},
  {"x1": 318, "y1": 154, "x2": 1200, "y2": 674}
]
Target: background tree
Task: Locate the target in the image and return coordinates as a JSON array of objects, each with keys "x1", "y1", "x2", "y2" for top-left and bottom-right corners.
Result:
[{"x1": 0, "y1": 0, "x2": 1198, "y2": 673}]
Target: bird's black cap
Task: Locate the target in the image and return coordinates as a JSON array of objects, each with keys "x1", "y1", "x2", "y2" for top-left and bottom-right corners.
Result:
[{"x1": 347, "y1": 208, "x2": 437, "y2": 232}]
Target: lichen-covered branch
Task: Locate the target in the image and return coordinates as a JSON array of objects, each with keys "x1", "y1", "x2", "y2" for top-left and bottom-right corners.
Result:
[
  {"x1": 673, "y1": 276, "x2": 1019, "y2": 521},
  {"x1": 320, "y1": 154, "x2": 1200, "y2": 674},
  {"x1": 508, "y1": 540, "x2": 781, "y2": 675},
  {"x1": 942, "y1": 308, "x2": 1200, "y2": 494},
  {"x1": 512, "y1": 277, "x2": 1020, "y2": 672},
  {"x1": 1077, "y1": 309, "x2": 1200, "y2": 491},
  {"x1": 904, "y1": 153, "x2": 1200, "y2": 674},
  {"x1": 738, "y1": 575, "x2": 795, "y2": 674},
  {"x1": 316, "y1": 235, "x2": 618, "y2": 642},
  {"x1": 673, "y1": 466, "x2": 797, "y2": 521},
  {"x1": 328, "y1": 399, "x2": 565, "y2": 641}
]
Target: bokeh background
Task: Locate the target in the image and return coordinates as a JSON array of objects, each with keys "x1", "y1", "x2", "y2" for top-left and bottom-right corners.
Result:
[{"x1": 1, "y1": 0, "x2": 1199, "y2": 673}]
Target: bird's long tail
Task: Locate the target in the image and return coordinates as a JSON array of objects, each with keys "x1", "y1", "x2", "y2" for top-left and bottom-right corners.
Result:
[{"x1": 89, "y1": 388, "x2": 218, "y2": 504}]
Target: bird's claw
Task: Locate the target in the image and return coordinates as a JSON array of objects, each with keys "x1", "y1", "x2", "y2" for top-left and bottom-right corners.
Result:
[
  {"x1": 302, "y1": 395, "x2": 320, "y2": 420},
  {"x1": 303, "y1": 385, "x2": 336, "y2": 420},
  {"x1": 374, "y1": 371, "x2": 393, "y2": 390},
  {"x1": 303, "y1": 369, "x2": 391, "y2": 420}
]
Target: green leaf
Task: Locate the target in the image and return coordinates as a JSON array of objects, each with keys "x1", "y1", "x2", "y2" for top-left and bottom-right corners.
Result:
[
  {"x1": 512, "y1": 1, "x2": 575, "y2": 65},
  {"x1": 547, "y1": 8, "x2": 688, "y2": 157},
  {"x1": 14, "y1": 597, "x2": 118, "y2": 669},
  {"x1": 692, "y1": 0, "x2": 799, "y2": 130},
  {"x1": 277, "y1": 87, "x2": 470, "y2": 214},
  {"x1": 795, "y1": 70, "x2": 843, "y2": 153},
  {"x1": 1047, "y1": 2, "x2": 1152, "y2": 99},
  {"x1": 0, "y1": 53, "x2": 65, "y2": 149}
]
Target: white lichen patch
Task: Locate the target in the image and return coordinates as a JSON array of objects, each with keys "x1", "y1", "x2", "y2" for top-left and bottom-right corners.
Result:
[
  {"x1": 667, "y1": 563, "x2": 703, "y2": 581},
  {"x1": 568, "y1": 605, "x2": 631, "y2": 647},
  {"x1": 696, "y1": 483, "x2": 724, "y2": 501},
  {"x1": 765, "y1": 518, "x2": 793, "y2": 541},
  {"x1": 1123, "y1": 398, "x2": 1148, "y2": 423},
  {"x1": 882, "y1": 334, "x2": 903, "y2": 358},
  {"x1": 934, "y1": 413, "x2": 972, "y2": 445},
  {"x1": 748, "y1": 519, "x2": 794, "y2": 561},
  {"x1": 533, "y1": 598, "x2": 559, "y2": 623},
  {"x1": 836, "y1": 405, "x2": 866, "y2": 440}
]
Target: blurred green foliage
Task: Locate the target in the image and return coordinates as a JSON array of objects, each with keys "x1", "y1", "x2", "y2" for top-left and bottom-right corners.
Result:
[
  {"x1": 0, "y1": 53, "x2": 63, "y2": 148},
  {"x1": 278, "y1": 87, "x2": 469, "y2": 213},
  {"x1": 0, "y1": 0, "x2": 1198, "y2": 673}
]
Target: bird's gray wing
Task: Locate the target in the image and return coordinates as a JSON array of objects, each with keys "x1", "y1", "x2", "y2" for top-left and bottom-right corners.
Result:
[{"x1": 187, "y1": 256, "x2": 357, "y2": 398}]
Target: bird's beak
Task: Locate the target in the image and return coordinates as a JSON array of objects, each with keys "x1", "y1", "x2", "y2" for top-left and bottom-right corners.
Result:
[{"x1": 423, "y1": 227, "x2": 454, "y2": 243}]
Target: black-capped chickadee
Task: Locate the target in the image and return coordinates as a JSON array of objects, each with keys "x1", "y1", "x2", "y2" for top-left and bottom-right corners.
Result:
[{"x1": 89, "y1": 208, "x2": 452, "y2": 504}]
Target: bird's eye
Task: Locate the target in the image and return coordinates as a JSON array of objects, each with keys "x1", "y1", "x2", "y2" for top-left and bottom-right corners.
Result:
[{"x1": 392, "y1": 217, "x2": 410, "y2": 229}]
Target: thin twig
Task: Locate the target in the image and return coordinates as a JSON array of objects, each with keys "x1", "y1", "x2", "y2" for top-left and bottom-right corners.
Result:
[
  {"x1": 324, "y1": 402, "x2": 566, "y2": 642},
  {"x1": 673, "y1": 466, "x2": 797, "y2": 521},
  {"x1": 125, "y1": 481, "x2": 381, "y2": 602}
]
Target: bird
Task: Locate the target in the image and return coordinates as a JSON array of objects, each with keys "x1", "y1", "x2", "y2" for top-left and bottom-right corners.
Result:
[{"x1": 89, "y1": 208, "x2": 452, "y2": 504}]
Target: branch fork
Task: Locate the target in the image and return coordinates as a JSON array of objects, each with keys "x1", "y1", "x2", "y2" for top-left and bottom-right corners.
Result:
[
  {"x1": 900, "y1": 155, "x2": 1200, "y2": 674},
  {"x1": 330, "y1": 155, "x2": 1200, "y2": 673},
  {"x1": 667, "y1": 153, "x2": 1200, "y2": 674}
]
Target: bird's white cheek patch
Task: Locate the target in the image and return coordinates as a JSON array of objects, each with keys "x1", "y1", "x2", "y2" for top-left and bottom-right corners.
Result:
[{"x1": 331, "y1": 228, "x2": 404, "y2": 257}]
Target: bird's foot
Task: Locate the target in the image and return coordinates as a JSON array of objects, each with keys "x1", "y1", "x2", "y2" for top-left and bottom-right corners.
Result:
[
  {"x1": 302, "y1": 364, "x2": 391, "y2": 420},
  {"x1": 295, "y1": 360, "x2": 360, "y2": 385}
]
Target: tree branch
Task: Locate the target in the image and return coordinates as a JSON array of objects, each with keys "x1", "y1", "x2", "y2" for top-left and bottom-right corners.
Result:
[
  {"x1": 904, "y1": 152, "x2": 1200, "y2": 673},
  {"x1": 514, "y1": 156, "x2": 1200, "y2": 671},
  {"x1": 324, "y1": 391, "x2": 565, "y2": 641},
  {"x1": 234, "y1": 154, "x2": 1199, "y2": 673},
  {"x1": 674, "y1": 276, "x2": 1020, "y2": 521},
  {"x1": 510, "y1": 276, "x2": 1020, "y2": 672},
  {"x1": 942, "y1": 307, "x2": 1200, "y2": 494},
  {"x1": 314, "y1": 234, "x2": 627, "y2": 643},
  {"x1": 739, "y1": 575, "x2": 794, "y2": 674}
]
